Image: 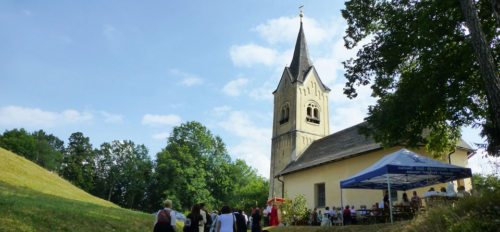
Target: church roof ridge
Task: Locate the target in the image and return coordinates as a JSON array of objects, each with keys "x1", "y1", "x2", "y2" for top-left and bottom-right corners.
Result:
[{"x1": 277, "y1": 121, "x2": 475, "y2": 177}]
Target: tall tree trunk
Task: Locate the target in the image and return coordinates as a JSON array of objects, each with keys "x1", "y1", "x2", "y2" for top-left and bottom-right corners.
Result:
[
  {"x1": 492, "y1": 0, "x2": 500, "y2": 27},
  {"x1": 107, "y1": 181, "x2": 115, "y2": 201},
  {"x1": 459, "y1": 0, "x2": 500, "y2": 155}
]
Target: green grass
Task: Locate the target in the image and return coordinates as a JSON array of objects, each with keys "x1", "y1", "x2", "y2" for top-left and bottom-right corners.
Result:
[
  {"x1": 0, "y1": 147, "x2": 184, "y2": 232},
  {"x1": 0, "y1": 182, "x2": 154, "y2": 232},
  {"x1": 263, "y1": 222, "x2": 407, "y2": 232},
  {"x1": 0, "y1": 147, "x2": 115, "y2": 208}
]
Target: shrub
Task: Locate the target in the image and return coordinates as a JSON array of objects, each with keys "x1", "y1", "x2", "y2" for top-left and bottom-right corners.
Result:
[
  {"x1": 404, "y1": 190, "x2": 500, "y2": 232},
  {"x1": 279, "y1": 194, "x2": 309, "y2": 226}
]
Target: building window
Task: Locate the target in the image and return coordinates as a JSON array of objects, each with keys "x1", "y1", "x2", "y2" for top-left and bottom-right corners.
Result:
[
  {"x1": 306, "y1": 102, "x2": 320, "y2": 124},
  {"x1": 315, "y1": 183, "x2": 325, "y2": 208},
  {"x1": 280, "y1": 104, "x2": 290, "y2": 125}
]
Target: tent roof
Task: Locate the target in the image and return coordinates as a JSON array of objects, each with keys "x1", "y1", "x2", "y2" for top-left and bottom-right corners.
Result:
[{"x1": 340, "y1": 149, "x2": 472, "y2": 191}]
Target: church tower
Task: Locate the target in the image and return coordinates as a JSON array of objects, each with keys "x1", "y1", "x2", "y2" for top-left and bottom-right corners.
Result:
[{"x1": 269, "y1": 12, "x2": 330, "y2": 198}]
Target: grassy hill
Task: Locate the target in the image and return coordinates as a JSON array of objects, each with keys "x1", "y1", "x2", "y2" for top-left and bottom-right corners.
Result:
[{"x1": 0, "y1": 147, "x2": 155, "y2": 231}]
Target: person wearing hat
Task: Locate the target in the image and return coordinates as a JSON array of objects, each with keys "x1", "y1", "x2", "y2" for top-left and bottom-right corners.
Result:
[{"x1": 154, "y1": 199, "x2": 177, "y2": 232}]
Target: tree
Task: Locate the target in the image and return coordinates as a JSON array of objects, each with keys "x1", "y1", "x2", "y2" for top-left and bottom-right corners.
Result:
[
  {"x1": 0, "y1": 129, "x2": 37, "y2": 161},
  {"x1": 32, "y1": 130, "x2": 64, "y2": 171},
  {"x1": 0, "y1": 129, "x2": 64, "y2": 171},
  {"x1": 61, "y1": 132, "x2": 95, "y2": 192},
  {"x1": 225, "y1": 159, "x2": 269, "y2": 211},
  {"x1": 93, "y1": 141, "x2": 153, "y2": 210},
  {"x1": 152, "y1": 121, "x2": 269, "y2": 211},
  {"x1": 93, "y1": 142, "x2": 120, "y2": 201},
  {"x1": 153, "y1": 122, "x2": 217, "y2": 210},
  {"x1": 472, "y1": 173, "x2": 500, "y2": 193},
  {"x1": 341, "y1": 0, "x2": 499, "y2": 156}
]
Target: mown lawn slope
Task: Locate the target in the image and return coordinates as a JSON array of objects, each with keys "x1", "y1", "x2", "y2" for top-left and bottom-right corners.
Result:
[{"x1": 0, "y1": 147, "x2": 155, "y2": 232}]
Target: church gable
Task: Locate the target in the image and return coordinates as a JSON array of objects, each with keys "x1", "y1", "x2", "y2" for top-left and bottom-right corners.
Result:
[
  {"x1": 302, "y1": 66, "x2": 331, "y2": 92},
  {"x1": 272, "y1": 68, "x2": 294, "y2": 94}
]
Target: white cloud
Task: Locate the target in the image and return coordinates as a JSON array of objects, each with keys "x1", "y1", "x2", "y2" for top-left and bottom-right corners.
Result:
[
  {"x1": 100, "y1": 111, "x2": 123, "y2": 124},
  {"x1": 152, "y1": 132, "x2": 170, "y2": 140},
  {"x1": 254, "y1": 16, "x2": 331, "y2": 45},
  {"x1": 230, "y1": 44, "x2": 278, "y2": 67},
  {"x1": 180, "y1": 77, "x2": 203, "y2": 86},
  {"x1": 248, "y1": 80, "x2": 275, "y2": 101},
  {"x1": 217, "y1": 110, "x2": 272, "y2": 177},
  {"x1": 0, "y1": 106, "x2": 93, "y2": 128},
  {"x1": 211, "y1": 106, "x2": 232, "y2": 116},
  {"x1": 222, "y1": 78, "x2": 249, "y2": 96},
  {"x1": 141, "y1": 114, "x2": 181, "y2": 127},
  {"x1": 468, "y1": 149, "x2": 500, "y2": 176},
  {"x1": 169, "y1": 69, "x2": 203, "y2": 86}
]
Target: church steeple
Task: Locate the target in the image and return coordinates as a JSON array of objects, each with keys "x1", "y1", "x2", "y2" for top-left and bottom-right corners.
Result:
[
  {"x1": 289, "y1": 12, "x2": 312, "y2": 83},
  {"x1": 269, "y1": 8, "x2": 330, "y2": 199}
]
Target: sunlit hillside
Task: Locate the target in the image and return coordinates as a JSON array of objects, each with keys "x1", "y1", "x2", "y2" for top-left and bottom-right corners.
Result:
[
  {"x1": 0, "y1": 147, "x2": 158, "y2": 232},
  {"x1": 0, "y1": 147, "x2": 115, "y2": 207}
]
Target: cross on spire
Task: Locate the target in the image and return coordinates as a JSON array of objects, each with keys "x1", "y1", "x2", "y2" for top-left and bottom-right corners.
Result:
[{"x1": 299, "y1": 5, "x2": 304, "y2": 23}]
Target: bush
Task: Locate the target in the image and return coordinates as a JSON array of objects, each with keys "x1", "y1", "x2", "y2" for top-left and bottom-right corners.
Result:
[
  {"x1": 279, "y1": 194, "x2": 309, "y2": 226},
  {"x1": 405, "y1": 190, "x2": 500, "y2": 232}
]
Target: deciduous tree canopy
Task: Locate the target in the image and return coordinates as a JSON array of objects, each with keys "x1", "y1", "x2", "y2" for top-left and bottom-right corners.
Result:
[{"x1": 342, "y1": 0, "x2": 499, "y2": 155}]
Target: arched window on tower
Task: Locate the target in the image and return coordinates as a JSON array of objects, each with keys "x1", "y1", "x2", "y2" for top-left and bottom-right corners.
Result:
[
  {"x1": 280, "y1": 103, "x2": 290, "y2": 125},
  {"x1": 306, "y1": 102, "x2": 320, "y2": 124}
]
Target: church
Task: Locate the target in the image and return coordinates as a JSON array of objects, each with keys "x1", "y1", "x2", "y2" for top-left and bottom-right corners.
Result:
[{"x1": 268, "y1": 13, "x2": 474, "y2": 210}]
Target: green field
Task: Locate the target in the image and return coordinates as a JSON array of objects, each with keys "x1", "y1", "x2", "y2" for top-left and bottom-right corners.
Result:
[{"x1": 0, "y1": 147, "x2": 158, "y2": 232}]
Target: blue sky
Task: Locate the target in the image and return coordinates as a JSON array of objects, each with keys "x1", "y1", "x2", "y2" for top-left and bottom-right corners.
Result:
[{"x1": 0, "y1": 0, "x2": 494, "y2": 178}]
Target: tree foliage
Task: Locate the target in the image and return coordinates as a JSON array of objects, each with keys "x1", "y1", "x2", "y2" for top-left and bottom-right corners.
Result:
[
  {"x1": 0, "y1": 129, "x2": 64, "y2": 171},
  {"x1": 279, "y1": 194, "x2": 309, "y2": 226},
  {"x1": 152, "y1": 121, "x2": 269, "y2": 211},
  {"x1": 472, "y1": 173, "x2": 500, "y2": 193},
  {"x1": 341, "y1": 0, "x2": 499, "y2": 156},
  {"x1": 92, "y1": 141, "x2": 153, "y2": 209},
  {"x1": 60, "y1": 132, "x2": 95, "y2": 192},
  {"x1": 0, "y1": 122, "x2": 269, "y2": 213}
]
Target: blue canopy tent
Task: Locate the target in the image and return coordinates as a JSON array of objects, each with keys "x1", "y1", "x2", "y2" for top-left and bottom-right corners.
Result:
[{"x1": 339, "y1": 148, "x2": 472, "y2": 223}]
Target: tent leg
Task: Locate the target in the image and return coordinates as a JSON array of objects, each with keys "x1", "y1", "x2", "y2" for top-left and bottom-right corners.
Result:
[
  {"x1": 340, "y1": 186, "x2": 344, "y2": 226},
  {"x1": 386, "y1": 175, "x2": 394, "y2": 224}
]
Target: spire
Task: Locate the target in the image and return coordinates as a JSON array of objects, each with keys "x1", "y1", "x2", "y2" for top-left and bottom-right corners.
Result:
[{"x1": 289, "y1": 7, "x2": 312, "y2": 83}]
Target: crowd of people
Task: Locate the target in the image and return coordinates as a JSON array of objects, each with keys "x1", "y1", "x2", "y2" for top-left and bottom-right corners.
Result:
[
  {"x1": 154, "y1": 185, "x2": 472, "y2": 231},
  {"x1": 305, "y1": 190, "x2": 429, "y2": 226},
  {"x1": 153, "y1": 200, "x2": 279, "y2": 232}
]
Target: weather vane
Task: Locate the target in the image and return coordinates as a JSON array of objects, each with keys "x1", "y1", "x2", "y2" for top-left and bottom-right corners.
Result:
[{"x1": 299, "y1": 5, "x2": 304, "y2": 22}]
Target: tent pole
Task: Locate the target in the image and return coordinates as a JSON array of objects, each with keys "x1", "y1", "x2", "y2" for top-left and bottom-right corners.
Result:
[
  {"x1": 340, "y1": 185, "x2": 344, "y2": 226},
  {"x1": 386, "y1": 175, "x2": 394, "y2": 224}
]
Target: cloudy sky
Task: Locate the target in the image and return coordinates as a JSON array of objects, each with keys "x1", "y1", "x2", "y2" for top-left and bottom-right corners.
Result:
[{"x1": 0, "y1": 0, "x2": 494, "y2": 178}]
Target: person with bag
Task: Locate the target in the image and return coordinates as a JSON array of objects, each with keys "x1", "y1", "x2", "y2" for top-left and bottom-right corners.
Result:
[{"x1": 154, "y1": 199, "x2": 177, "y2": 232}]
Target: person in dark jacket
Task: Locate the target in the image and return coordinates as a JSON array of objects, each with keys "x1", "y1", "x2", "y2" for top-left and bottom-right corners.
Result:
[
  {"x1": 186, "y1": 204, "x2": 203, "y2": 232},
  {"x1": 234, "y1": 209, "x2": 247, "y2": 232},
  {"x1": 251, "y1": 208, "x2": 262, "y2": 232}
]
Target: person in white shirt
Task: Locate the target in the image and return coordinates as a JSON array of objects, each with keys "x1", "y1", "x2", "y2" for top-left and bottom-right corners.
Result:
[
  {"x1": 242, "y1": 211, "x2": 248, "y2": 228},
  {"x1": 216, "y1": 206, "x2": 236, "y2": 232},
  {"x1": 423, "y1": 187, "x2": 437, "y2": 197}
]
